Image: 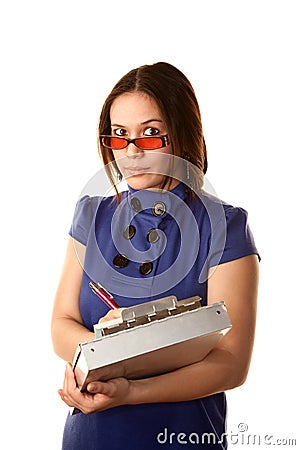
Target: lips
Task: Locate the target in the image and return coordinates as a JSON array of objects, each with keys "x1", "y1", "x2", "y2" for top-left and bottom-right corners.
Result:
[{"x1": 125, "y1": 167, "x2": 150, "y2": 175}]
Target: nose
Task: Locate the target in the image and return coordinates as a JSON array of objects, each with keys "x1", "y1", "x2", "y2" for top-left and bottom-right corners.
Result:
[{"x1": 126, "y1": 142, "x2": 143, "y2": 157}]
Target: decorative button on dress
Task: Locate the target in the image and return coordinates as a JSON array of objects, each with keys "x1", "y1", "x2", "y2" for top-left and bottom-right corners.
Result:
[{"x1": 63, "y1": 182, "x2": 259, "y2": 450}]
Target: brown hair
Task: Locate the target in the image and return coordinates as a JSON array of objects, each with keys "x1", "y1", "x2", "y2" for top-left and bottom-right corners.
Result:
[{"x1": 97, "y1": 62, "x2": 207, "y2": 200}]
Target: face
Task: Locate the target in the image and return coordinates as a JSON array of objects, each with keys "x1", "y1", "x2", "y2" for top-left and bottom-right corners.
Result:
[{"x1": 109, "y1": 92, "x2": 178, "y2": 191}]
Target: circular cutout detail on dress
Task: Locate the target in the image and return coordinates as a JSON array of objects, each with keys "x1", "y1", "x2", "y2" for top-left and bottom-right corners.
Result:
[
  {"x1": 146, "y1": 228, "x2": 160, "y2": 243},
  {"x1": 123, "y1": 225, "x2": 136, "y2": 240},
  {"x1": 152, "y1": 201, "x2": 166, "y2": 217},
  {"x1": 113, "y1": 254, "x2": 129, "y2": 268},
  {"x1": 130, "y1": 197, "x2": 142, "y2": 212},
  {"x1": 139, "y1": 261, "x2": 153, "y2": 275}
]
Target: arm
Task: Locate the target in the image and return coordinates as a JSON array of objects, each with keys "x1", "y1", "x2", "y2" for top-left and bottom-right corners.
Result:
[
  {"x1": 59, "y1": 254, "x2": 259, "y2": 413},
  {"x1": 127, "y1": 254, "x2": 259, "y2": 403},
  {"x1": 51, "y1": 237, "x2": 94, "y2": 362}
]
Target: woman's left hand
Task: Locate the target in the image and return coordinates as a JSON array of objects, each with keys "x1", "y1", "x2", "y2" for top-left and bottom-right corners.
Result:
[{"x1": 58, "y1": 363, "x2": 131, "y2": 414}]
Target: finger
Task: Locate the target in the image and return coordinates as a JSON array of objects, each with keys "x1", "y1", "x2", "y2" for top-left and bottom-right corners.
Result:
[
  {"x1": 58, "y1": 389, "x2": 64, "y2": 400},
  {"x1": 98, "y1": 308, "x2": 124, "y2": 323},
  {"x1": 62, "y1": 363, "x2": 84, "y2": 408},
  {"x1": 86, "y1": 381, "x2": 114, "y2": 395},
  {"x1": 58, "y1": 389, "x2": 74, "y2": 407},
  {"x1": 63, "y1": 363, "x2": 77, "y2": 393},
  {"x1": 60, "y1": 364, "x2": 99, "y2": 412}
]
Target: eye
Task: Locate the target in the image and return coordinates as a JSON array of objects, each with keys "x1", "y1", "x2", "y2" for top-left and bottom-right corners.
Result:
[
  {"x1": 113, "y1": 128, "x2": 127, "y2": 136},
  {"x1": 144, "y1": 127, "x2": 160, "y2": 136}
]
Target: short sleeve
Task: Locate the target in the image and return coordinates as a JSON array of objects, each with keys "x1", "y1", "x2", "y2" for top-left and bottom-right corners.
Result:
[
  {"x1": 208, "y1": 206, "x2": 260, "y2": 267},
  {"x1": 69, "y1": 195, "x2": 100, "y2": 246}
]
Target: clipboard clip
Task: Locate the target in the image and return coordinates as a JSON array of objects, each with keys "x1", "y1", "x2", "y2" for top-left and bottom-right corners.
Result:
[{"x1": 94, "y1": 295, "x2": 201, "y2": 337}]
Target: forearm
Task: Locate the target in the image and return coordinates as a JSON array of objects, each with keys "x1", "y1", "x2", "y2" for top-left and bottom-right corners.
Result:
[
  {"x1": 51, "y1": 317, "x2": 94, "y2": 362},
  {"x1": 60, "y1": 256, "x2": 258, "y2": 414},
  {"x1": 128, "y1": 348, "x2": 244, "y2": 405}
]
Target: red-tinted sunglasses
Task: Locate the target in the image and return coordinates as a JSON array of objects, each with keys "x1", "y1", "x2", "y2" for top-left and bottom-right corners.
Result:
[{"x1": 100, "y1": 135, "x2": 169, "y2": 150}]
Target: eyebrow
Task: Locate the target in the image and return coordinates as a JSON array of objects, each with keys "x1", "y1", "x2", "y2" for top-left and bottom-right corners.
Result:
[
  {"x1": 141, "y1": 119, "x2": 163, "y2": 125},
  {"x1": 111, "y1": 119, "x2": 163, "y2": 127}
]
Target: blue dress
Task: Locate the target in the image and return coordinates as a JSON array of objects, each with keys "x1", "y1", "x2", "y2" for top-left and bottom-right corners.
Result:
[{"x1": 62, "y1": 182, "x2": 259, "y2": 450}]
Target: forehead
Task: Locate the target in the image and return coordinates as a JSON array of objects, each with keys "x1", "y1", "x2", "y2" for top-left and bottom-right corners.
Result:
[{"x1": 110, "y1": 92, "x2": 163, "y2": 124}]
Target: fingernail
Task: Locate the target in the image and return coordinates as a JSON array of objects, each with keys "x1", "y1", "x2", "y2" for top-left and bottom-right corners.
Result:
[
  {"x1": 58, "y1": 389, "x2": 64, "y2": 399},
  {"x1": 87, "y1": 383, "x2": 96, "y2": 392}
]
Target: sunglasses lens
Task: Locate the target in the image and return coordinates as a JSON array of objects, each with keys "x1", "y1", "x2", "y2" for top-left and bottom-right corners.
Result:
[
  {"x1": 101, "y1": 136, "x2": 167, "y2": 150},
  {"x1": 101, "y1": 136, "x2": 127, "y2": 149},
  {"x1": 137, "y1": 137, "x2": 164, "y2": 149}
]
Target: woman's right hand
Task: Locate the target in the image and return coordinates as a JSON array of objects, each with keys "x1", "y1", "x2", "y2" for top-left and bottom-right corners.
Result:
[{"x1": 98, "y1": 308, "x2": 124, "y2": 324}]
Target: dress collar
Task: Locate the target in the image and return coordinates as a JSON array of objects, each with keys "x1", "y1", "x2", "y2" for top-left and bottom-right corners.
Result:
[
  {"x1": 127, "y1": 181, "x2": 187, "y2": 199},
  {"x1": 126, "y1": 182, "x2": 188, "y2": 219}
]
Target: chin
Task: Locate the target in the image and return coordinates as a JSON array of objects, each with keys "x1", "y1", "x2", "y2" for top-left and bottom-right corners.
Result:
[{"x1": 125, "y1": 174, "x2": 165, "y2": 191}]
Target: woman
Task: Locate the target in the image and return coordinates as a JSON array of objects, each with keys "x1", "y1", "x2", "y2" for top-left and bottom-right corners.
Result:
[{"x1": 52, "y1": 62, "x2": 259, "y2": 449}]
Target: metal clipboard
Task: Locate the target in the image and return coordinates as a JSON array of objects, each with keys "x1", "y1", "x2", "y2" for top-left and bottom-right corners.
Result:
[{"x1": 72, "y1": 296, "x2": 232, "y2": 396}]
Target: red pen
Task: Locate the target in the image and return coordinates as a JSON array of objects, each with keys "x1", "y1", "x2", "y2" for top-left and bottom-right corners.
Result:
[{"x1": 89, "y1": 281, "x2": 120, "y2": 310}]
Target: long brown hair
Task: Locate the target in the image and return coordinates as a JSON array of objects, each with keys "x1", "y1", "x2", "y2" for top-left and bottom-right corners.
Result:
[{"x1": 97, "y1": 62, "x2": 207, "y2": 200}]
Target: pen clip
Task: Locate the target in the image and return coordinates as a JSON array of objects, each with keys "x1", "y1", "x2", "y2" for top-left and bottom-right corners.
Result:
[
  {"x1": 89, "y1": 281, "x2": 114, "y2": 299},
  {"x1": 95, "y1": 282, "x2": 114, "y2": 299}
]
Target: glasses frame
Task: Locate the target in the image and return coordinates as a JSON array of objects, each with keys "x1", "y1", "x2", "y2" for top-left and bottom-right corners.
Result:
[{"x1": 100, "y1": 135, "x2": 169, "y2": 151}]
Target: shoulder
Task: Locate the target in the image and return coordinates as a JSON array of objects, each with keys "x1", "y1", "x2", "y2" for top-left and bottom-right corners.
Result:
[
  {"x1": 197, "y1": 190, "x2": 250, "y2": 226},
  {"x1": 69, "y1": 194, "x2": 117, "y2": 245},
  {"x1": 197, "y1": 190, "x2": 260, "y2": 266}
]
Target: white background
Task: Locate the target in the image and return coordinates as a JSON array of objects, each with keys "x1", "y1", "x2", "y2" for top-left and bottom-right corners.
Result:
[{"x1": 1, "y1": 1, "x2": 299, "y2": 448}]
